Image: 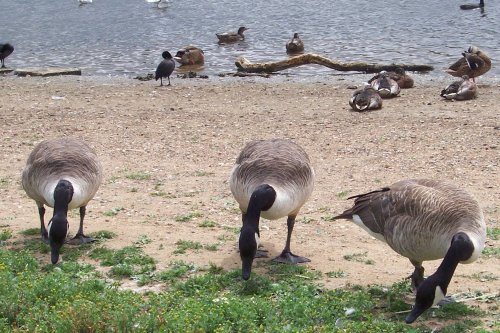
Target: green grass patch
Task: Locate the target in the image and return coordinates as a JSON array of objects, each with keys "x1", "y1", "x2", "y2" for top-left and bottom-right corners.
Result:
[
  {"x1": 102, "y1": 207, "x2": 124, "y2": 217},
  {"x1": 487, "y1": 227, "x2": 500, "y2": 240},
  {"x1": 0, "y1": 247, "x2": 490, "y2": 332},
  {"x1": 90, "y1": 230, "x2": 117, "y2": 240},
  {"x1": 90, "y1": 245, "x2": 156, "y2": 279},
  {"x1": 326, "y1": 270, "x2": 347, "y2": 278},
  {"x1": 125, "y1": 172, "x2": 151, "y2": 180},
  {"x1": 0, "y1": 229, "x2": 12, "y2": 242},
  {"x1": 343, "y1": 251, "x2": 374, "y2": 264},
  {"x1": 19, "y1": 228, "x2": 40, "y2": 236},
  {"x1": 336, "y1": 190, "x2": 350, "y2": 199},
  {"x1": 199, "y1": 219, "x2": 217, "y2": 228},
  {"x1": 174, "y1": 212, "x2": 203, "y2": 222},
  {"x1": 174, "y1": 240, "x2": 202, "y2": 254},
  {"x1": 482, "y1": 246, "x2": 500, "y2": 258}
]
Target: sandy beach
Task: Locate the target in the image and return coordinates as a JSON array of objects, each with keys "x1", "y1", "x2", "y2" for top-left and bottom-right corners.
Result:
[{"x1": 0, "y1": 74, "x2": 498, "y2": 320}]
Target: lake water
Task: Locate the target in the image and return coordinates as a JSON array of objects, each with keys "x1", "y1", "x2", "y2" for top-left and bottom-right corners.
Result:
[{"x1": 1, "y1": 0, "x2": 498, "y2": 81}]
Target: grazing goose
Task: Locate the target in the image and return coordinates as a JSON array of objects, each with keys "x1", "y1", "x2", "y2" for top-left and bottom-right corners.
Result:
[
  {"x1": 22, "y1": 138, "x2": 103, "y2": 264},
  {"x1": 369, "y1": 67, "x2": 414, "y2": 89},
  {"x1": 216, "y1": 26, "x2": 248, "y2": 44},
  {"x1": 174, "y1": 46, "x2": 205, "y2": 66},
  {"x1": 445, "y1": 46, "x2": 491, "y2": 81},
  {"x1": 155, "y1": 51, "x2": 175, "y2": 86},
  {"x1": 230, "y1": 139, "x2": 315, "y2": 280},
  {"x1": 460, "y1": 0, "x2": 484, "y2": 9},
  {"x1": 334, "y1": 179, "x2": 486, "y2": 324},
  {"x1": 286, "y1": 33, "x2": 305, "y2": 54},
  {"x1": 349, "y1": 84, "x2": 383, "y2": 112},
  {"x1": 0, "y1": 43, "x2": 14, "y2": 68},
  {"x1": 370, "y1": 71, "x2": 400, "y2": 98},
  {"x1": 440, "y1": 75, "x2": 478, "y2": 101}
]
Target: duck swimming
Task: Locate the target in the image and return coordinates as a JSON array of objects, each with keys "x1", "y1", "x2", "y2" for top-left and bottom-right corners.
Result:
[
  {"x1": 460, "y1": 0, "x2": 484, "y2": 9},
  {"x1": 174, "y1": 46, "x2": 204, "y2": 66},
  {"x1": 286, "y1": 33, "x2": 304, "y2": 54},
  {"x1": 216, "y1": 27, "x2": 248, "y2": 44}
]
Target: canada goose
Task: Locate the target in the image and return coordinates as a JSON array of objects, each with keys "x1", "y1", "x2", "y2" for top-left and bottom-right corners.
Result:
[
  {"x1": 369, "y1": 71, "x2": 400, "y2": 98},
  {"x1": 0, "y1": 43, "x2": 14, "y2": 68},
  {"x1": 334, "y1": 179, "x2": 486, "y2": 324},
  {"x1": 369, "y1": 67, "x2": 414, "y2": 89},
  {"x1": 230, "y1": 139, "x2": 315, "y2": 280},
  {"x1": 445, "y1": 46, "x2": 491, "y2": 81},
  {"x1": 460, "y1": 0, "x2": 484, "y2": 9},
  {"x1": 286, "y1": 33, "x2": 304, "y2": 54},
  {"x1": 22, "y1": 138, "x2": 103, "y2": 264},
  {"x1": 216, "y1": 27, "x2": 248, "y2": 44},
  {"x1": 349, "y1": 84, "x2": 383, "y2": 112},
  {"x1": 440, "y1": 75, "x2": 478, "y2": 101},
  {"x1": 174, "y1": 46, "x2": 205, "y2": 66},
  {"x1": 155, "y1": 51, "x2": 175, "y2": 86}
]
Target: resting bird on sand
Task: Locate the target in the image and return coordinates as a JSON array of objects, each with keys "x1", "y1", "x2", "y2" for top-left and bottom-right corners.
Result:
[
  {"x1": 445, "y1": 46, "x2": 491, "y2": 81},
  {"x1": 174, "y1": 46, "x2": 204, "y2": 66},
  {"x1": 349, "y1": 85, "x2": 383, "y2": 112},
  {"x1": 22, "y1": 138, "x2": 103, "y2": 264},
  {"x1": 370, "y1": 71, "x2": 400, "y2": 98},
  {"x1": 334, "y1": 179, "x2": 486, "y2": 324},
  {"x1": 440, "y1": 75, "x2": 478, "y2": 101},
  {"x1": 155, "y1": 51, "x2": 175, "y2": 86},
  {"x1": 216, "y1": 27, "x2": 248, "y2": 44},
  {"x1": 230, "y1": 139, "x2": 314, "y2": 280},
  {"x1": 286, "y1": 33, "x2": 304, "y2": 54},
  {"x1": 0, "y1": 43, "x2": 14, "y2": 68},
  {"x1": 369, "y1": 67, "x2": 414, "y2": 89}
]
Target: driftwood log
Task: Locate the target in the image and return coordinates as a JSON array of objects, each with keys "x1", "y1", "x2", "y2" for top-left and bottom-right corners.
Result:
[{"x1": 235, "y1": 53, "x2": 433, "y2": 74}]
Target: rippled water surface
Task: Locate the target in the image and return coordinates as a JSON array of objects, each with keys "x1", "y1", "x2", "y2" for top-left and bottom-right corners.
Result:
[{"x1": 2, "y1": 0, "x2": 499, "y2": 80}]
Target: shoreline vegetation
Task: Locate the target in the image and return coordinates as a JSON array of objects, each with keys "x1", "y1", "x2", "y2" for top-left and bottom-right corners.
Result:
[{"x1": 0, "y1": 75, "x2": 498, "y2": 332}]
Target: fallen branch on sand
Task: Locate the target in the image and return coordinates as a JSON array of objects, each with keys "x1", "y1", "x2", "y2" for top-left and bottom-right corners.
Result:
[{"x1": 235, "y1": 53, "x2": 434, "y2": 74}]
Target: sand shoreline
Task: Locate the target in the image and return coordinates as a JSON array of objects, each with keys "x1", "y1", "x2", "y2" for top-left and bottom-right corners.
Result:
[{"x1": 0, "y1": 75, "x2": 498, "y2": 303}]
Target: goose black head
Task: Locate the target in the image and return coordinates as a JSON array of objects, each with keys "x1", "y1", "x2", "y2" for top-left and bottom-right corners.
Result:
[
  {"x1": 239, "y1": 226, "x2": 259, "y2": 280},
  {"x1": 405, "y1": 274, "x2": 446, "y2": 323},
  {"x1": 47, "y1": 215, "x2": 69, "y2": 264}
]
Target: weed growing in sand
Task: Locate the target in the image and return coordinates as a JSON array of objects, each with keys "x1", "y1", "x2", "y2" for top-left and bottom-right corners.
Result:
[
  {"x1": 336, "y1": 190, "x2": 350, "y2": 199},
  {"x1": 482, "y1": 246, "x2": 500, "y2": 258},
  {"x1": 204, "y1": 243, "x2": 220, "y2": 252},
  {"x1": 0, "y1": 228, "x2": 12, "y2": 243},
  {"x1": 174, "y1": 240, "x2": 202, "y2": 254},
  {"x1": 343, "y1": 251, "x2": 374, "y2": 264},
  {"x1": 487, "y1": 227, "x2": 499, "y2": 240},
  {"x1": 0, "y1": 246, "x2": 491, "y2": 332},
  {"x1": 174, "y1": 211, "x2": 203, "y2": 222},
  {"x1": 90, "y1": 230, "x2": 116, "y2": 240},
  {"x1": 199, "y1": 219, "x2": 217, "y2": 228},
  {"x1": 468, "y1": 272, "x2": 498, "y2": 282},
  {"x1": 326, "y1": 270, "x2": 347, "y2": 278},
  {"x1": 19, "y1": 228, "x2": 40, "y2": 236},
  {"x1": 298, "y1": 216, "x2": 315, "y2": 224},
  {"x1": 0, "y1": 177, "x2": 9, "y2": 188},
  {"x1": 194, "y1": 170, "x2": 214, "y2": 177},
  {"x1": 103, "y1": 207, "x2": 124, "y2": 217},
  {"x1": 223, "y1": 225, "x2": 240, "y2": 234},
  {"x1": 125, "y1": 171, "x2": 151, "y2": 180}
]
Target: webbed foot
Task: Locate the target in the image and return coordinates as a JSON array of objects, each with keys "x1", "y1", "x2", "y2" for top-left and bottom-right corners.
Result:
[
  {"x1": 66, "y1": 234, "x2": 95, "y2": 245},
  {"x1": 273, "y1": 250, "x2": 310, "y2": 264}
]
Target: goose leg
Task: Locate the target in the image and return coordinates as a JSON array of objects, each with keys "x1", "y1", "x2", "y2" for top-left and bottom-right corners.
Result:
[
  {"x1": 37, "y1": 204, "x2": 49, "y2": 243},
  {"x1": 273, "y1": 215, "x2": 310, "y2": 264},
  {"x1": 67, "y1": 206, "x2": 95, "y2": 245},
  {"x1": 408, "y1": 259, "x2": 425, "y2": 292}
]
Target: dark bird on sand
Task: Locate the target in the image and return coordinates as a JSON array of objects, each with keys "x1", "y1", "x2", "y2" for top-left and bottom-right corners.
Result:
[
  {"x1": 155, "y1": 51, "x2": 175, "y2": 86},
  {"x1": 0, "y1": 43, "x2": 14, "y2": 68},
  {"x1": 440, "y1": 75, "x2": 478, "y2": 101}
]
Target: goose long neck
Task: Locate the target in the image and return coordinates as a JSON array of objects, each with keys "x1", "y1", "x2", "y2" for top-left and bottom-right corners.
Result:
[
  {"x1": 53, "y1": 179, "x2": 74, "y2": 215},
  {"x1": 243, "y1": 184, "x2": 277, "y2": 227},
  {"x1": 432, "y1": 232, "x2": 474, "y2": 290}
]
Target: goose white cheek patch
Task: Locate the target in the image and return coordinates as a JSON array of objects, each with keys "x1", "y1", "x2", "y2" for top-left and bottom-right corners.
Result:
[
  {"x1": 255, "y1": 233, "x2": 260, "y2": 248},
  {"x1": 433, "y1": 286, "x2": 446, "y2": 306}
]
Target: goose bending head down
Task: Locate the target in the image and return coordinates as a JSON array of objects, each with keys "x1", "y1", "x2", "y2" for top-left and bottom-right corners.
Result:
[
  {"x1": 369, "y1": 71, "x2": 400, "y2": 98},
  {"x1": 22, "y1": 138, "x2": 103, "y2": 264},
  {"x1": 333, "y1": 179, "x2": 486, "y2": 324},
  {"x1": 230, "y1": 139, "x2": 315, "y2": 280},
  {"x1": 440, "y1": 75, "x2": 478, "y2": 101},
  {"x1": 445, "y1": 46, "x2": 491, "y2": 81}
]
